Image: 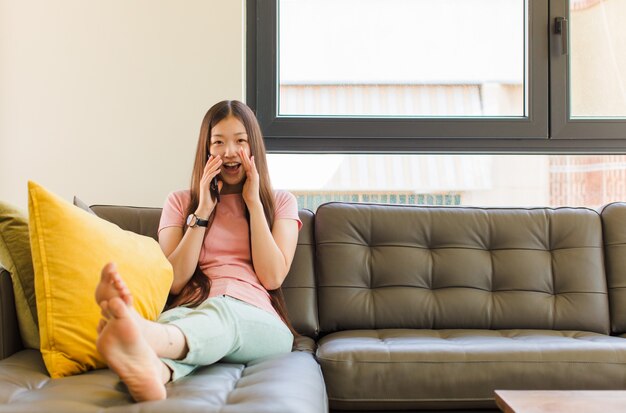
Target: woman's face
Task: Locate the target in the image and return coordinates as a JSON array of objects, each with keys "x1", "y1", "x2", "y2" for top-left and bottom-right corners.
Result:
[{"x1": 209, "y1": 115, "x2": 251, "y2": 186}]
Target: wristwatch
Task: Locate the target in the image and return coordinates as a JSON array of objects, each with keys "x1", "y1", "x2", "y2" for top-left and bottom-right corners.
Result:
[{"x1": 186, "y1": 213, "x2": 209, "y2": 228}]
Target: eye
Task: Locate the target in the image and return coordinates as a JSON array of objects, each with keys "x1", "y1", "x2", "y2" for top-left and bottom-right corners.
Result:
[
  {"x1": 211, "y1": 140, "x2": 223, "y2": 145},
  {"x1": 238, "y1": 139, "x2": 248, "y2": 144}
]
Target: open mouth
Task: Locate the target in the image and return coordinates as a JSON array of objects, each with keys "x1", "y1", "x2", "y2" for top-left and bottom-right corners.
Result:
[{"x1": 222, "y1": 162, "x2": 241, "y2": 174}]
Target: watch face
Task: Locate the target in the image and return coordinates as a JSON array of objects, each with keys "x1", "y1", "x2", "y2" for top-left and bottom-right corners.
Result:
[{"x1": 186, "y1": 214, "x2": 196, "y2": 227}]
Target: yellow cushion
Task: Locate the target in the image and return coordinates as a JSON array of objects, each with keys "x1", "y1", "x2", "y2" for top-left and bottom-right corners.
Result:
[
  {"x1": 0, "y1": 202, "x2": 40, "y2": 349},
  {"x1": 28, "y1": 181, "x2": 173, "y2": 378}
]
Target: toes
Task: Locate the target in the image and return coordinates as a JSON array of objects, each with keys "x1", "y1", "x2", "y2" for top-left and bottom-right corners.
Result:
[
  {"x1": 100, "y1": 300, "x2": 111, "y2": 319},
  {"x1": 112, "y1": 274, "x2": 134, "y2": 306},
  {"x1": 108, "y1": 297, "x2": 131, "y2": 319},
  {"x1": 97, "y1": 318, "x2": 107, "y2": 334},
  {"x1": 96, "y1": 262, "x2": 135, "y2": 309},
  {"x1": 112, "y1": 277, "x2": 128, "y2": 294},
  {"x1": 111, "y1": 272, "x2": 122, "y2": 285},
  {"x1": 101, "y1": 262, "x2": 117, "y2": 280},
  {"x1": 121, "y1": 292, "x2": 133, "y2": 307}
]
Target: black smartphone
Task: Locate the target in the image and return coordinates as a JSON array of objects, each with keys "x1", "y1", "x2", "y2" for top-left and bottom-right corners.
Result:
[{"x1": 210, "y1": 176, "x2": 220, "y2": 203}]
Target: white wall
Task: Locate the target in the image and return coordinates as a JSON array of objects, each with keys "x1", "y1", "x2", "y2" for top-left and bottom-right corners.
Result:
[{"x1": 0, "y1": 0, "x2": 245, "y2": 210}]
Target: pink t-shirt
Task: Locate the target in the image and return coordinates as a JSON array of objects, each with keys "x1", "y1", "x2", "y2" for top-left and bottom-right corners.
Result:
[{"x1": 158, "y1": 190, "x2": 302, "y2": 318}]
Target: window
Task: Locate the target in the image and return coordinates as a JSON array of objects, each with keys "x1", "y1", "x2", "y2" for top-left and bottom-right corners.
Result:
[
  {"x1": 278, "y1": 0, "x2": 526, "y2": 118},
  {"x1": 267, "y1": 153, "x2": 626, "y2": 210},
  {"x1": 248, "y1": 0, "x2": 626, "y2": 151},
  {"x1": 551, "y1": 0, "x2": 626, "y2": 139}
]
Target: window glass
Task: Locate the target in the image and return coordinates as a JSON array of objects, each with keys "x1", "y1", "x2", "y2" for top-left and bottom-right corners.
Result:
[
  {"x1": 278, "y1": 0, "x2": 527, "y2": 117},
  {"x1": 268, "y1": 154, "x2": 626, "y2": 210},
  {"x1": 570, "y1": 0, "x2": 626, "y2": 118}
]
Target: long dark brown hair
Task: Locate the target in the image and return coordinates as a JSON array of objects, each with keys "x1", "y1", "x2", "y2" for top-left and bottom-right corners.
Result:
[{"x1": 167, "y1": 100, "x2": 297, "y2": 336}]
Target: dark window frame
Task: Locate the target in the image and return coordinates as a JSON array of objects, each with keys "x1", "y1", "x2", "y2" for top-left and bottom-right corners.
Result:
[{"x1": 247, "y1": 0, "x2": 626, "y2": 153}]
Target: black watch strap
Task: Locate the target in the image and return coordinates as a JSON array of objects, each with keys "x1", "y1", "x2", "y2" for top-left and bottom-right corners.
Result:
[
  {"x1": 195, "y1": 215, "x2": 209, "y2": 227},
  {"x1": 187, "y1": 213, "x2": 209, "y2": 228}
]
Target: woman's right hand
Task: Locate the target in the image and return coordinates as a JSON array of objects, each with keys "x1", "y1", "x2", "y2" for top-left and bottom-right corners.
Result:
[{"x1": 197, "y1": 154, "x2": 223, "y2": 217}]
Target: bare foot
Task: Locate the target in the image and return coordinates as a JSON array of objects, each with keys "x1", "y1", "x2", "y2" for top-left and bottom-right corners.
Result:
[
  {"x1": 94, "y1": 264, "x2": 188, "y2": 362},
  {"x1": 95, "y1": 262, "x2": 133, "y2": 307},
  {"x1": 97, "y1": 297, "x2": 168, "y2": 402}
]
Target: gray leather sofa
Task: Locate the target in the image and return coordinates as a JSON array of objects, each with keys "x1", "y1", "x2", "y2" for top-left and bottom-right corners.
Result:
[
  {"x1": 0, "y1": 205, "x2": 327, "y2": 413},
  {"x1": 2, "y1": 201, "x2": 626, "y2": 412}
]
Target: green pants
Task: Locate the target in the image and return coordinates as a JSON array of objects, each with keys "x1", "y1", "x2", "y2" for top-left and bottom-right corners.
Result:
[{"x1": 158, "y1": 295, "x2": 294, "y2": 380}]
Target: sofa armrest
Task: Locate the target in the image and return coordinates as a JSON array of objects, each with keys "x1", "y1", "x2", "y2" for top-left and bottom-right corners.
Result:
[
  {"x1": 0, "y1": 267, "x2": 23, "y2": 359},
  {"x1": 293, "y1": 335, "x2": 317, "y2": 353}
]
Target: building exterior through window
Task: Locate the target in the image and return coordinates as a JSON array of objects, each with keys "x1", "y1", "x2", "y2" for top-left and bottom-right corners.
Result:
[{"x1": 268, "y1": 0, "x2": 626, "y2": 210}]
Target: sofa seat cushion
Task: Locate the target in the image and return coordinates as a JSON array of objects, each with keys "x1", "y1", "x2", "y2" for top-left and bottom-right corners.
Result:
[
  {"x1": 317, "y1": 329, "x2": 626, "y2": 411},
  {"x1": 0, "y1": 349, "x2": 327, "y2": 413}
]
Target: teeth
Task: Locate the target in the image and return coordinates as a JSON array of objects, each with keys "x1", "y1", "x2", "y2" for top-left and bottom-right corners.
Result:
[{"x1": 224, "y1": 163, "x2": 239, "y2": 167}]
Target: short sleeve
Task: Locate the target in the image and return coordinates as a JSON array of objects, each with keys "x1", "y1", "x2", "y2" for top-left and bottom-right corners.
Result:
[
  {"x1": 158, "y1": 190, "x2": 190, "y2": 235},
  {"x1": 274, "y1": 190, "x2": 302, "y2": 231}
]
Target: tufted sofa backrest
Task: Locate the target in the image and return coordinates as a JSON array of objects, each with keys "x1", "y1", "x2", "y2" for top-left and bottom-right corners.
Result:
[
  {"x1": 315, "y1": 202, "x2": 610, "y2": 335},
  {"x1": 89, "y1": 205, "x2": 320, "y2": 339},
  {"x1": 599, "y1": 202, "x2": 626, "y2": 335},
  {"x1": 90, "y1": 205, "x2": 162, "y2": 241}
]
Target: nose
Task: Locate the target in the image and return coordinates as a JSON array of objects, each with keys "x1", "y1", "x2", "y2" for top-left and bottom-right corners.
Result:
[{"x1": 223, "y1": 141, "x2": 238, "y2": 158}]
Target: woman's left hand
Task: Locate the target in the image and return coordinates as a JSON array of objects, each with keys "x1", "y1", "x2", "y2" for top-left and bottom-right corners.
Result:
[{"x1": 240, "y1": 148, "x2": 261, "y2": 206}]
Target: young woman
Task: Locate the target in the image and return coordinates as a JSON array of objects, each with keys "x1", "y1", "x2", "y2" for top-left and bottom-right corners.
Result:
[{"x1": 94, "y1": 100, "x2": 302, "y2": 402}]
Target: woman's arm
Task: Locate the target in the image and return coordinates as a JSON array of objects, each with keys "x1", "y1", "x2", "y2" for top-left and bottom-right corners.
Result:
[
  {"x1": 240, "y1": 148, "x2": 299, "y2": 290},
  {"x1": 248, "y1": 202, "x2": 299, "y2": 290},
  {"x1": 159, "y1": 225, "x2": 207, "y2": 294},
  {"x1": 159, "y1": 155, "x2": 222, "y2": 294}
]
